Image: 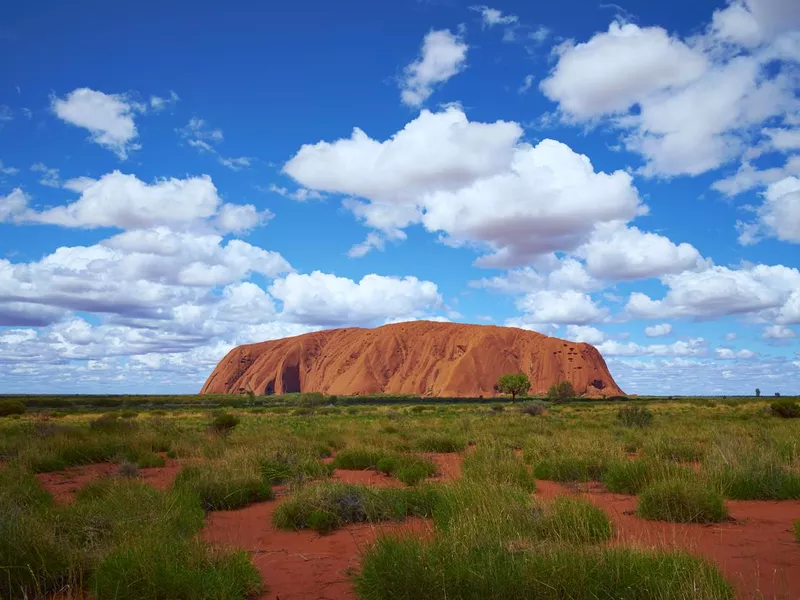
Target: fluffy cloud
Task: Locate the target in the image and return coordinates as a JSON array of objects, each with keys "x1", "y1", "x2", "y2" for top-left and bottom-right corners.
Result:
[
  {"x1": 4, "y1": 171, "x2": 267, "y2": 234},
  {"x1": 515, "y1": 290, "x2": 608, "y2": 325},
  {"x1": 625, "y1": 263, "x2": 800, "y2": 323},
  {"x1": 0, "y1": 228, "x2": 292, "y2": 322},
  {"x1": 52, "y1": 88, "x2": 140, "y2": 159},
  {"x1": 597, "y1": 337, "x2": 707, "y2": 357},
  {"x1": 644, "y1": 323, "x2": 672, "y2": 337},
  {"x1": 0, "y1": 188, "x2": 29, "y2": 221},
  {"x1": 285, "y1": 107, "x2": 644, "y2": 266},
  {"x1": 715, "y1": 347, "x2": 757, "y2": 359},
  {"x1": 0, "y1": 159, "x2": 19, "y2": 175},
  {"x1": 565, "y1": 325, "x2": 606, "y2": 345},
  {"x1": 711, "y1": 0, "x2": 800, "y2": 47},
  {"x1": 737, "y1": 176, "x2": 800, "y2": 244},
  {"x1": 540, "y1": 4, "x2": 800, "y2": 177},
  {"x1": 400, "y1": 30, "x2": 468, "y2": 107},
  {"x1": 577, "y1": 222, "x2": 706, "y2": 280},
  {"x1": 540, "y1": 21, "x2": 708, "y2": 120},
  {"x1": 763, "y1": 324, "x2": 797, "y2": 339},
  {"x1": 712, "y1": 155, "x2": 800, "y2": 196},
  {"x1": 270, "y1": 271, "x2": 442, "y2": 326},
  {"x1": 149, "y1": 91, "x2": 179, "y2": 111}
]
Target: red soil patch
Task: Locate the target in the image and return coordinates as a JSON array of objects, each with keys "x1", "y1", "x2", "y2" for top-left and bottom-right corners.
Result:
[
  {"x1": 202, "y1": 493, "x2": 431, "y2": 600},
  {"x1": 426, "y1": 452, "x2": 462, "y2": 482},
  {"x1": 36, "y1": 456, "x2": 183, "y2": 503},
  {"x1": 331, "y1": 468, "x2": 404, "y2": 487},
  {"x1": 536, "y1": 480, "x2": 800, "y2": 600}
]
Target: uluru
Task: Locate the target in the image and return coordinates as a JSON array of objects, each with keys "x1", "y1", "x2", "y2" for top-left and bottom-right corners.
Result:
[{"x1": 200, "y1": 321, "x2": 624, "y2": 398}]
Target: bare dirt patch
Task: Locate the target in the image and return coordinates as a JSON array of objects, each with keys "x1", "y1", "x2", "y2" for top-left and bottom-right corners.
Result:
[
  {"x1": 203, "y1": 493, "x2": 431, "y2": 600},
  {"x1": 536, "y1": 480, "x2": 800, "y2": 600},
  {"x1": 36, "y1": 455, "x2": 183, "y2": 503}
]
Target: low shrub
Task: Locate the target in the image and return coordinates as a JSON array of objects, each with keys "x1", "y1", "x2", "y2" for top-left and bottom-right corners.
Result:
[
  {"x1": 616, "y1": 405, "x2": 654, "y2": 427},
  {"x1": 520, "y1": 402, "x2": 546, "y2": 416},
  {"x1": 0, "y1": 399, "x2": 26, "y2": 417},
  {"x1": 272, "y1": 483, "x2": 441, "y2": 532},
  {"x1": 118, "y1": 460, "x2": 139, "y2": 478},
  {"x1": 210, "y1": 413, "x2": 240, "y2": 433},
  {"x1": 532, "y1": 456, "x2": 606, "y2": 482},
  {"x1": 771, "y1": 400, "x2": 800, "y2": 419},
  {"x1": 638, "y1": 478, "x2": 728, "y2": 523},
  {"x1": 89, "y1": 414, "x2": 137, "y2": 434}
]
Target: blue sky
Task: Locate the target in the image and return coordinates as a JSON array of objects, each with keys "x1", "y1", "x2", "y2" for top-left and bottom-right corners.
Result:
[{"x1": 1, "y1": 0, "x2": 798, "y2": 395}]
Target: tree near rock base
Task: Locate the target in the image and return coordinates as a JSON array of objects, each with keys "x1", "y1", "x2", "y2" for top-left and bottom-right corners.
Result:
[{"x1": 497, "y1": 373, "x2": 531, "y2": 401}]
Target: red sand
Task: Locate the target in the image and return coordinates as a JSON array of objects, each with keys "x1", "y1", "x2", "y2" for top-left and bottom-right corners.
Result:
[
  {"x1": 536, "y1": 480, "x2": 800, "y2": 600},
  {"x1": 202, "y1": 494, "x2": 431, "y2": 600},
  {"x1": 36, "y1": 456, "x2": 183, "y2": 503}
]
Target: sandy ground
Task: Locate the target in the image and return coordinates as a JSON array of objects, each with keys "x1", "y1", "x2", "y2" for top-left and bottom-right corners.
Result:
[{"x1": 32, "y1": 451, "x2": 800, "y2": 599}]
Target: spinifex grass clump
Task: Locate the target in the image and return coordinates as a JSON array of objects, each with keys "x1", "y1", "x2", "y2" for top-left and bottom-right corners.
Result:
[
  {"x1": 413, "y1": 433, "x2": 466, "y2": 453},
  {"x1": 356, "y1": 540, "x2": 733, "y2": 600},
  {"x1": 272, "y1": 483, "x2": 441, "y2": 533},
  {"x1": 462, "y1": 444, "x2": 535, "y2": 492},
  {"x1": 641, "y1": 433, "x2": 706, "y2": 462},
  {"x1": 637, "y1": 478, "x2": 728, "y2": 523},
  {"x1": 210, "y1": 412, "x2": 240, "y2": 433},
  {"x1": 332, "y1": 448, "x2": 389, "y2": 470},
  {"x1": 259, "y1": 452, "x2": 333, "y2": 484},
  {"x1": 616, "y1": 405, "x2": 654, "y2": 427},
  {"x1": 525, "y1": 435, "x2": 620, "y2": 482},
  {"x1": 602, "y1": 458, "x2": 690, "y2": 495},
  {"x1": 174, "y1": 457, "x2": 273, "y2": 511},
  {"x1": 704, "y1": 439, "x2": 800, "y2": 500},
  {"x1": 90, "y1": 537, "x2": 261, "y2": 600},
  {"x1": 376, "y1": 455, "x2": 438, "y2": 486},
  {"x1": 356, "y1": 479, "x2": 730, "y2": 600},
  {"x1": 0, "y1": 468, "x2": 78, "y2": 598}
]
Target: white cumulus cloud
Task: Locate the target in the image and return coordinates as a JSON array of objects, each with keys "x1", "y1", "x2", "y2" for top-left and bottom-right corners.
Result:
[{"x1": 400, "y1": 30, "x2": 468, "y2": 107}]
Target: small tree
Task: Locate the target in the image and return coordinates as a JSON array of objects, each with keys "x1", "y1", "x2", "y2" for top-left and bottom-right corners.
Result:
[
  {"x1": 547, "y1": 380, "x2": 576, "y2": 400},
  {"x1": 755, "y1": 388, "x2": 761, "y2": 397},
  {"x1": 497, "y1": 373, "x2": 531, "y2": 401},
  {"x1": 775, "y1": 392, "x2": 781, "y2": 398}
]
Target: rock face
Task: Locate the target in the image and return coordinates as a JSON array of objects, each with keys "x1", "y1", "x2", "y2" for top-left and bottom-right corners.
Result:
[{"x1": 200, "y1": 321, "x2": 624, "y2": 398}]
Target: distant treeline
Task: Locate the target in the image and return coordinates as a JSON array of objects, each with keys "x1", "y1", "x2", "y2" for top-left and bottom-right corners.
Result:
[{"x1": 0, "y1": 392, "x2": 791, "y2": 412}]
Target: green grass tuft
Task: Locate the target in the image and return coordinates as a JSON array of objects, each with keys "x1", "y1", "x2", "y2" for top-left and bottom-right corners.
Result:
[
  {"x1": 174, "y1": 459, "x2": 273, "y2": 511},
  {"x1": 638, "y1": 478, "x2": 728, "y2": 523},
  {"x1": 462, "y1": 445, "x2": 535, "y2": 492},
  {"x1": 272, "y1": 483, "x2": 441, "y2": 532}
]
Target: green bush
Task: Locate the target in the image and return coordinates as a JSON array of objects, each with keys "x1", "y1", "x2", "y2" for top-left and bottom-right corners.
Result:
[
  {"x1": 0, "y1": 399, "x2": 26, "y2": 417},
  {"x1": 89, "y1": 414, "x2": 137, "y2": 433},
  {"x1": 210, "y1": 413, "x2": 240, "y2": 433},
  {"x1": 272, "y1": 483, "x2": 441, "y2": 532},
  {"x1": 520, "y1": 402, "x2": 546, "y2": 416},
  {"x1": 616, "y1": 405, "x2": 654, "y2": 427},
  {"x1": 638, "y1": 479, "x2": 728, "y2": 523},
  {"x1": 547, "y1": 381, "x2": 576, "y2": 400},
  {"x1": 771, "y1": 400, "x2": 800, "y2": 419},
  {"x1": 136, "y1": 451, "x2": 166, "y2": 468},
  {"x1": 91, "y1": 537, "x2": 261, "y2": 600}
]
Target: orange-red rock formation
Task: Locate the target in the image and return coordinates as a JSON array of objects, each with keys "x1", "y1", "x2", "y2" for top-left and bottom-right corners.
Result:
[{"x1": 200, "y1": 321, "x2": 624, "y2": 398}]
